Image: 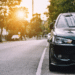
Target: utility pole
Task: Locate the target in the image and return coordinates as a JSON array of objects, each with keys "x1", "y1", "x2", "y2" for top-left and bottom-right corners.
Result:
[{"x1": 32, "y1": 0, "x2": 34, "y2": 16}]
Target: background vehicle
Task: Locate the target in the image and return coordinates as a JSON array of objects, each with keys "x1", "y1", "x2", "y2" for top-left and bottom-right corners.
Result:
[
  {"x1": 11, "y1": 35, "x2": 20, "y2": 41},
  {"x1": 47, "y1": 33, "x2": 51, "y2": 42},
  {"x1": 49, "y1": 13, "x2": 75, "y2": 71}
]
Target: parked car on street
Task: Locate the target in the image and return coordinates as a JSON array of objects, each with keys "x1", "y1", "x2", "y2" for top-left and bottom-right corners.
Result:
[
  {"x1": 11, "y1": 35, "x2": 20, "y2": 41},
  {"x1": 49, "y1": 12, "x2": 75, "y2": 71},
  {"x1": 47, "y1": 33, "x2": 51, "y2": 42}
]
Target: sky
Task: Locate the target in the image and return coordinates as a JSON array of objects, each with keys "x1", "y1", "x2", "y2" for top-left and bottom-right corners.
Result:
[{"x1": 20, "y1": 0, "x2": 50, "y2": 20}]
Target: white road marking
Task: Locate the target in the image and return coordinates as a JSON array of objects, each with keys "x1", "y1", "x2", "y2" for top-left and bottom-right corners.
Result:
[{"x1": 36, "y1": 44, "x2": 47, "y2": 75}]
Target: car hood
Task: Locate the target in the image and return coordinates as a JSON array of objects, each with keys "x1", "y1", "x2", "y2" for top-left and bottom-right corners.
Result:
[{"x1": 55, "y1": 28, "x2": 75, "y2": 40}]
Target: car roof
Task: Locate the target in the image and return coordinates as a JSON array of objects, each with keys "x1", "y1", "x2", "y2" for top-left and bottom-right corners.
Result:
[{"x1": 60, "y1": 12, "x2": 75, "y2": 16}]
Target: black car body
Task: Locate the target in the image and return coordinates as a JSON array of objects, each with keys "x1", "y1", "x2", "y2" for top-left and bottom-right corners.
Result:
[{"x1": 49, "y1": 13, "x2": 75, "y2": 71}]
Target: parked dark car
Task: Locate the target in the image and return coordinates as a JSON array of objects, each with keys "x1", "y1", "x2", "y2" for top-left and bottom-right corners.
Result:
[{"x1": 49, "y1": 12, "x2": 75, "y2": 71}]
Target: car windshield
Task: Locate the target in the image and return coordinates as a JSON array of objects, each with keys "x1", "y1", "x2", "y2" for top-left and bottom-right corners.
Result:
[{"x1": 57, "y1": 14, "x2": 75, "y2": 28}]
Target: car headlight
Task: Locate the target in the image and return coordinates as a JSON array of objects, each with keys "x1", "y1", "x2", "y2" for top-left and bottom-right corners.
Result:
[{"x1": 54, "y1": 37, "x2": 72, "y2": 44}]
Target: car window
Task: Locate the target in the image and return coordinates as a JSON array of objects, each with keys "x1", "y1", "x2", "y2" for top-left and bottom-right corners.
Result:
[
  {"x1": 65, "y1": 15, "x2": 75, "y2": 27},
  {"x1": 57, "y1": 15, "x2": 75, "y2": 28},
  {"x1": 57, "y1": 15, "x2": 68, "y2": 28}
]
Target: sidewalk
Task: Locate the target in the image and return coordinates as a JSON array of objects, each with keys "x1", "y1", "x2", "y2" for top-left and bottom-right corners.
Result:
[{"x1": 1, "y1": 36, "x2": 46, "y2": 43}]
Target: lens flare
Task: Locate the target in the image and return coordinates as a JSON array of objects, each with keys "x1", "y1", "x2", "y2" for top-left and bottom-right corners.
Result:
[{"x1": 17, "y1": 11, "x2": 24, "y2": 19}]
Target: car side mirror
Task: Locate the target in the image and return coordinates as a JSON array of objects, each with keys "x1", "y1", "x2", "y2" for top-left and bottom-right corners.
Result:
[
  {"x1": 49, "y1": 22, "x2": 54, "y2": 29},
  {"x1": 53, "y1": 20, "x2": 56, "y2": 23}
]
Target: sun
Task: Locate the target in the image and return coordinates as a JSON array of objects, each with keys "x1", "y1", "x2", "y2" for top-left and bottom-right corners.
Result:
[
  {"x1": 20, "y1": 0, "x2": 32, "y2": 20},
  {"x1": 17, "y1": 11, "x2": 24, "y2": 19}
]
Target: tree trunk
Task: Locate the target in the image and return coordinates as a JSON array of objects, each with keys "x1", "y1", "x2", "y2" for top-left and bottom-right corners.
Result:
[{"x1": 0, "y1": 28, "x2": 3, "y2": 42}]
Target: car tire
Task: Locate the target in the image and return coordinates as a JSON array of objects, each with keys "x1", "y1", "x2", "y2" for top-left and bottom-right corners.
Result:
[{"x1": 49, "y1": 44, "x2": 55, "y2": 71}]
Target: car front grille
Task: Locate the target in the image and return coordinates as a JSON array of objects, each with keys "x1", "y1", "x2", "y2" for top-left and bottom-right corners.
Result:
[
  {"x1": 63, "y1": 47, "x2": 75, "y2": 54},
  {"x1": 54, "y1": 45, "x2": 75, "y2": 61},
  {"x1": 72, "y1": 40, "x2": 75, "y2": 44},
  {"x1": 70, "y1": 54, "x2": 75, "y2": 61},
  {"x1": 54, "y1": 46, "x2": 75, "y2": 54}
]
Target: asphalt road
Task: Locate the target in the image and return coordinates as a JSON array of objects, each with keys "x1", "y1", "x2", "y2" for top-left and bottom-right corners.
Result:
[{"x1": 0, "y1": 39, "x2": 75, "y2": 75}]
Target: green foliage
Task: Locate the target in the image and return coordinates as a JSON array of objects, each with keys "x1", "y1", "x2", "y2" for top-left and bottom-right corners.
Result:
[
  {"x1": 6, "y1": 6, "x2": 29, "y2": 40},
  {"x1": 48, "y1": 0, "x2": 75, "y2": 23},
  {"x1": 29, "y1": 13, "x2": 42, "y2": 37},
  {"x1": 0, "y1": 0, "x2": 22, "y2": 29},
  {"x1": 0, "y1": 0, "x2": 22, "y2": 41},
  {"x1": 7, "y1": 7, "x2": 29, "y2": 33}
]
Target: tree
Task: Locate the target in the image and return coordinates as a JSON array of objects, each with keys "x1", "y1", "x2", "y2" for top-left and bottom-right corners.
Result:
[
  {"x1": 7, "y1": 7, "x2": 29, "y2": 40},
  {"x1": 48, "y1": 0, "x2": 75, "y2": 28},
  {"x1": 48, "y1": 0, "x2": 75, "y2": 21},
  {"x1": 20, "y1": 20, "x2": 29, "y2": 40},
  {"x1": 0, "y1": 0, "x2": 22, "y2": 42},
  {"x1": 30, "y1": 13, "x2": 42, "y2": 38}
]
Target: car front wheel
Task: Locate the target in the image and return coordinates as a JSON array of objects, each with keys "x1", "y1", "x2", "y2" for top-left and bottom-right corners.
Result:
[{"x1": 49, "y1": 45, "x2": 56, "y2": 71}]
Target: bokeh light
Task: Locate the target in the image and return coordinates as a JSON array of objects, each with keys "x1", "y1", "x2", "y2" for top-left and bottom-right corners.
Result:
[{"x1": 17, "y1": 11, "x2": 24, "y2": 19}]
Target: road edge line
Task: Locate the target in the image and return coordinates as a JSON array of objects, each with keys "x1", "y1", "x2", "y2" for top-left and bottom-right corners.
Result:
[{"x1": 36, "y1": 47, "x2": 47, "y2": 75}]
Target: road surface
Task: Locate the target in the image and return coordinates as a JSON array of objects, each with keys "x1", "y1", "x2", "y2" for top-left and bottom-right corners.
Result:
[{"x1": 0, "y1": 39, "x2": 75, "y2": 75}]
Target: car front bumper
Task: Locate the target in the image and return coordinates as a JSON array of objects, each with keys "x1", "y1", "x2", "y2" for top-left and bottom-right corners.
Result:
[{"x1": 50, "y1": 44, "x2": 75, "y2": 67}]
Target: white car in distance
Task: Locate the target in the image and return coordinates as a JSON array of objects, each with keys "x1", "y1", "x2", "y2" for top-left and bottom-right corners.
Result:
[{"x1": 11, "y1": 35, "x2": 20, "y2": 41}]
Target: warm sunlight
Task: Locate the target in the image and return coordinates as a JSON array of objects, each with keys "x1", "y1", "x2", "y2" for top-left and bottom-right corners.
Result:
[
  {"x1": 17, "y1": 11, "x2": 24, "y2": 19},
  {"x1": 20, "y1": 0, "x2": 49, "y2": 20},
  {"x1": 20, "y1": 0, "x2": 32, "y2": 20}
]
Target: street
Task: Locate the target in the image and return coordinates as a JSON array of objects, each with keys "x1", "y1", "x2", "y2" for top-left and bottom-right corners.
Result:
[{"x1": 0, "y1": 39, "x2": 75, "y2": 75}]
